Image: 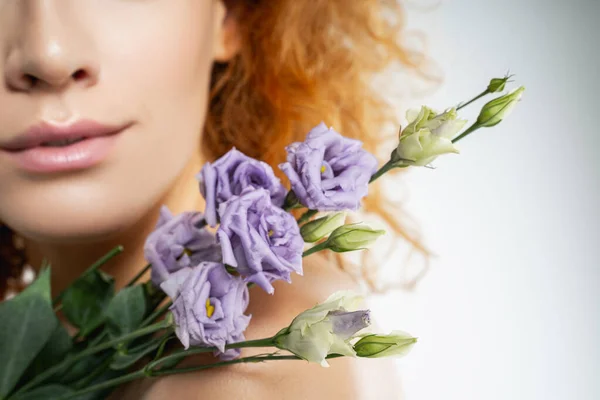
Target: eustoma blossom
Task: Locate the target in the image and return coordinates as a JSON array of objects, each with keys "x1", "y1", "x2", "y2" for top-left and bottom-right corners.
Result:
[
  {"x1": 144, "y1": 206, "x2": 221, "y2": 286},
  {"x1": 160, "y1": 262, "x2": 251, "y2": 360},
  {"x1": 274, "y1": 291, "x2": 371, "y2": 366},
  {"x1": 279, "y1": 122, "x2": 378, "y2": 211},
  {"x1": 217, "y1": 188, "x2": 304, "y2": 294},
  {"x1": 197, "y1": 148, "x2": 287, "y2": 227},
  {"x1": 393, "y1": 107, "x2": 467, "y2": 167}
]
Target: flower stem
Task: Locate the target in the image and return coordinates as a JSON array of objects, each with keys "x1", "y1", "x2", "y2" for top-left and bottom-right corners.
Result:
[
  {"x1": 125, "y1": 262, "x2": 152, "y2": 287},
  {"x1": 147, "y1": 336, "x2": 276, "y2": 371},
  {"x1": 52, "y1": 245, "x2": 124, "y2": 306},
  {"x1": 72, "y1": 354, "x2": 114, "y2": 389},
  {"x1": 452, "y1": 122, "x2": 481, "y2": 144},
  {"x1": 140, "y1": 301, "x2": 172, "y2": 328},
  {"x1": 153, "y1": 334, "x2": 176, "y2": 361},
  {"x1": 58, "y1": 370, "x2": 147, "y2": 400},
  {"x1": 150, "y1": 354, "x2": 303, "y2": 377},
  {"x1": 302, "y1": 241, "x2": 329, "y2": 257},
  {"x1": 14, "y1": 320, "x2": 171, "y2": 395},
  {"x1": 297, "y1": 209, "x2": 318, "y2": 225},
  {"x1": 456, "y1": 90, "x2": 489, "y2": 111},
  {"x1": 369, "y1": 159, "x2": 395, "y2": 184},
  {"x1": 58, "y1": 352, "x2": 344, "y2": 399}
]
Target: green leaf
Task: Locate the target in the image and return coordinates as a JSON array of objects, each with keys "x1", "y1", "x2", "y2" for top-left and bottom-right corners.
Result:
[
  {"x1": 61, "y1": 270, "x2": 115, "y2": 337},
  {"x1": 105, "y1": 285, "x2": 146, "y2": 338},
  {"x1": 110, "y1": 335, "x2": 164, "y2": 370},
  {"x1": 10, "y1": 384, "x2": 102, "y2": 400},
  {"x1": 10, "y1": 385, "x2": 73, "y2": 400},
  {"x1": 22, "y1": 323, "x2": 73, "y2": 381},
  {"x1": 0, "y1": 268, "x2": 57, "y2": 398},
  {"x1": 58, "y1": 354, "x2": 109, "y2": 385}
]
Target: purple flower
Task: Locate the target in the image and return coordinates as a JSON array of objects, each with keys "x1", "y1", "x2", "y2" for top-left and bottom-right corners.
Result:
[
  {"x1": 197, "y1": 148, "x2": 287, "y2": 227},
  {"x1": 160, "y1": 262, "x2": 251, "y2": 360},
  {"x1": 279, "y1": 123, "x2": 378, "y2": 211},
  {"x1": 145, "y1": 206, "x2": 221, "y2": 286},
  {"x1": 217, "y1": 188, "x2": 304, "y2": 294}
]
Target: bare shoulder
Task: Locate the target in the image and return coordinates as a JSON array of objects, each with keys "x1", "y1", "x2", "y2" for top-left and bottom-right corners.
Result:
[
  {"x1": 138, "y1": 351, "x2": 402, "y2": 400},
  {"x1": 130, "y1": 256, "x2": 404, "y2": 400},
  {"x1": 141, "y1": 355, "x2": 368, "y2": 400}
]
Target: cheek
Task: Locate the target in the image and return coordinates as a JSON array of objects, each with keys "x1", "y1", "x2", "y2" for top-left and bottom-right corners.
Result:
[
  {"x1": 101, "y1": 4, "x2": 217, "y2": 198},
  {"x1": 102, "y1": 6, "x2": 217, "y2": 234},
  {"x1": 104, "y1": 4, "x2": 215, "y2": 156}
]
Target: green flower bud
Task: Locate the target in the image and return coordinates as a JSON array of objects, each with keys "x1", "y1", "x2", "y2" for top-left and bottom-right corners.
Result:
[
  {"x1": 300, "y1": 212, "x2": 346, "y2": 243},
  {"x1": 354, "y1": 331, "x2": 417, "y2": 358},
  {"x1": 165, "y1": 311, "x2": 175, "y2": 326},
  {"x1": 487, "y1": 76, "x2": 510, "y2": 93},
  {"x1": 394, "y1": 107, "x2": 466, "y2": 166},
  {"x1": 476, "y1": 86, "x2": 525, "y2": 128},
  {"x1": 326, "y1": 223, "x2": 385, "y2": 252}
]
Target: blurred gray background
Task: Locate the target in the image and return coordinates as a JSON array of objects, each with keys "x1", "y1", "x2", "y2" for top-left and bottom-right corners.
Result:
[{"x1": 369, "y1": 0, "x2": 600, "y2": 399}]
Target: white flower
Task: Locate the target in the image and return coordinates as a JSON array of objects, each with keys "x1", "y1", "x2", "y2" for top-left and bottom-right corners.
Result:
[
  {"x1": 273, "y1": 291, "x2": 371, "y2": 367},
  {"x1": 394, "y1": 106, "x2": 467, "y2": 166}
]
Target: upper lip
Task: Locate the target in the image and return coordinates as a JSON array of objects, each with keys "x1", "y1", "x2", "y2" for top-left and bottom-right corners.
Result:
[{"x1": 0, "y1": 120, "x2": 131, "y2": 151}]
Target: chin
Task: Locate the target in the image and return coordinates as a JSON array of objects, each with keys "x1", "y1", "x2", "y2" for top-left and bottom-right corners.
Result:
[
  {"x1": 0, "y1": 181, "x2": 162, "y2": 245},
  {"x1": 8, "y1": 206, "x2": 145, "y2": 245}
]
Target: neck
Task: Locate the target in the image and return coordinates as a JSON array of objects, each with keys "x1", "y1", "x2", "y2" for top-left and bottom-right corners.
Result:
[{"x1": 24, "y1": 154, "x2": 206, "y2": 298}]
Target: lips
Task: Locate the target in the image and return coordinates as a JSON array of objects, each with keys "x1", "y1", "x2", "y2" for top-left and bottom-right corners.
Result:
[
  {"x1": 0, "y1": 120, "x2": 133, "y2": 173},
  {"x1": 40, "y1": 137, "x2": 87, "y2": 147},
  {"x1": 1, "y1": 120, "x2": 130, "y2": 151}
]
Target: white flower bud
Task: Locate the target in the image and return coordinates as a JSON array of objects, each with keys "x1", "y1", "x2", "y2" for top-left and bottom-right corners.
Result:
[
  {"x1": 476, "y1": 86, "x2": 525, "y2": 128},
  {"x1": 354, "y1": 331, "x2": 417, "y2": 358},
  {"x1": 300, "y1": 213, "x2": 346, "y2": 243},
  {"x1": 326, "y1": 223, "x2": 385, "y2": 252}
]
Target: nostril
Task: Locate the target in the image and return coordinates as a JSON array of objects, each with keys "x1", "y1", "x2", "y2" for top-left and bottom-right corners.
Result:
[
  {"x1": 6, "y1": 62, "x2": 97, "y2": 91},
  {"x1": 72, "y1": 69, "x2": 88, "y2": 81},
  {"x1": 21, "y1": 74, "x2": 38, "y2": 89}
]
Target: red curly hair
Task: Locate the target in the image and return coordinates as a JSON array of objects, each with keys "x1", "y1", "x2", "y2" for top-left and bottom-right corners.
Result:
[{"x1": 1, "y1": 0, "x2": 433, "y2": 297}]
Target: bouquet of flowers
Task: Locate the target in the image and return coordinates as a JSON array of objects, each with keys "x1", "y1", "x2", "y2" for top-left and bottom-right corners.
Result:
[{"x1": 0, "y1": 76, "x2": 524, "y2": 400}]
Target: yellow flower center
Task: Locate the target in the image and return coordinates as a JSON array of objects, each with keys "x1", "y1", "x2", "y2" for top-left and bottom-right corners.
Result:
[
  {"x1": 320, "y1": 165, "x2": 326, "y2": 173},
  {"x1": 205, "y1": 298, "x2": 215, "y2": 318},
  {"x1": 183, "y1": 248, "x2": 193, "y2": 256},
  {"x1": 268, "y1": 229, "x2": 274, "y2": 237}
]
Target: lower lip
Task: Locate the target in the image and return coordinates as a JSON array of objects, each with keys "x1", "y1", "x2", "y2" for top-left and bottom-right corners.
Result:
[{"x1": 5, "y1": 131, "x2": 124, "y2": 174}]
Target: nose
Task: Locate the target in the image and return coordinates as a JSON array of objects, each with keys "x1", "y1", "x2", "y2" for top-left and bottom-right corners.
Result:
[{"x1": 3, "y1": 3, "x2": 99, "y2": 92}]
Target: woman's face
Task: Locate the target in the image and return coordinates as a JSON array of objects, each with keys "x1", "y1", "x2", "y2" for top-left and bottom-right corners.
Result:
[{"x1": 0, "y1": 1, "x2": 233, "y2": 243}]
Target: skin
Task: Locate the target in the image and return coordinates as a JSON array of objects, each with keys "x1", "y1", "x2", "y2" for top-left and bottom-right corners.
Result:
[{"x1": 0, "y1": 1, "x2": 403, "y2": 398}]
